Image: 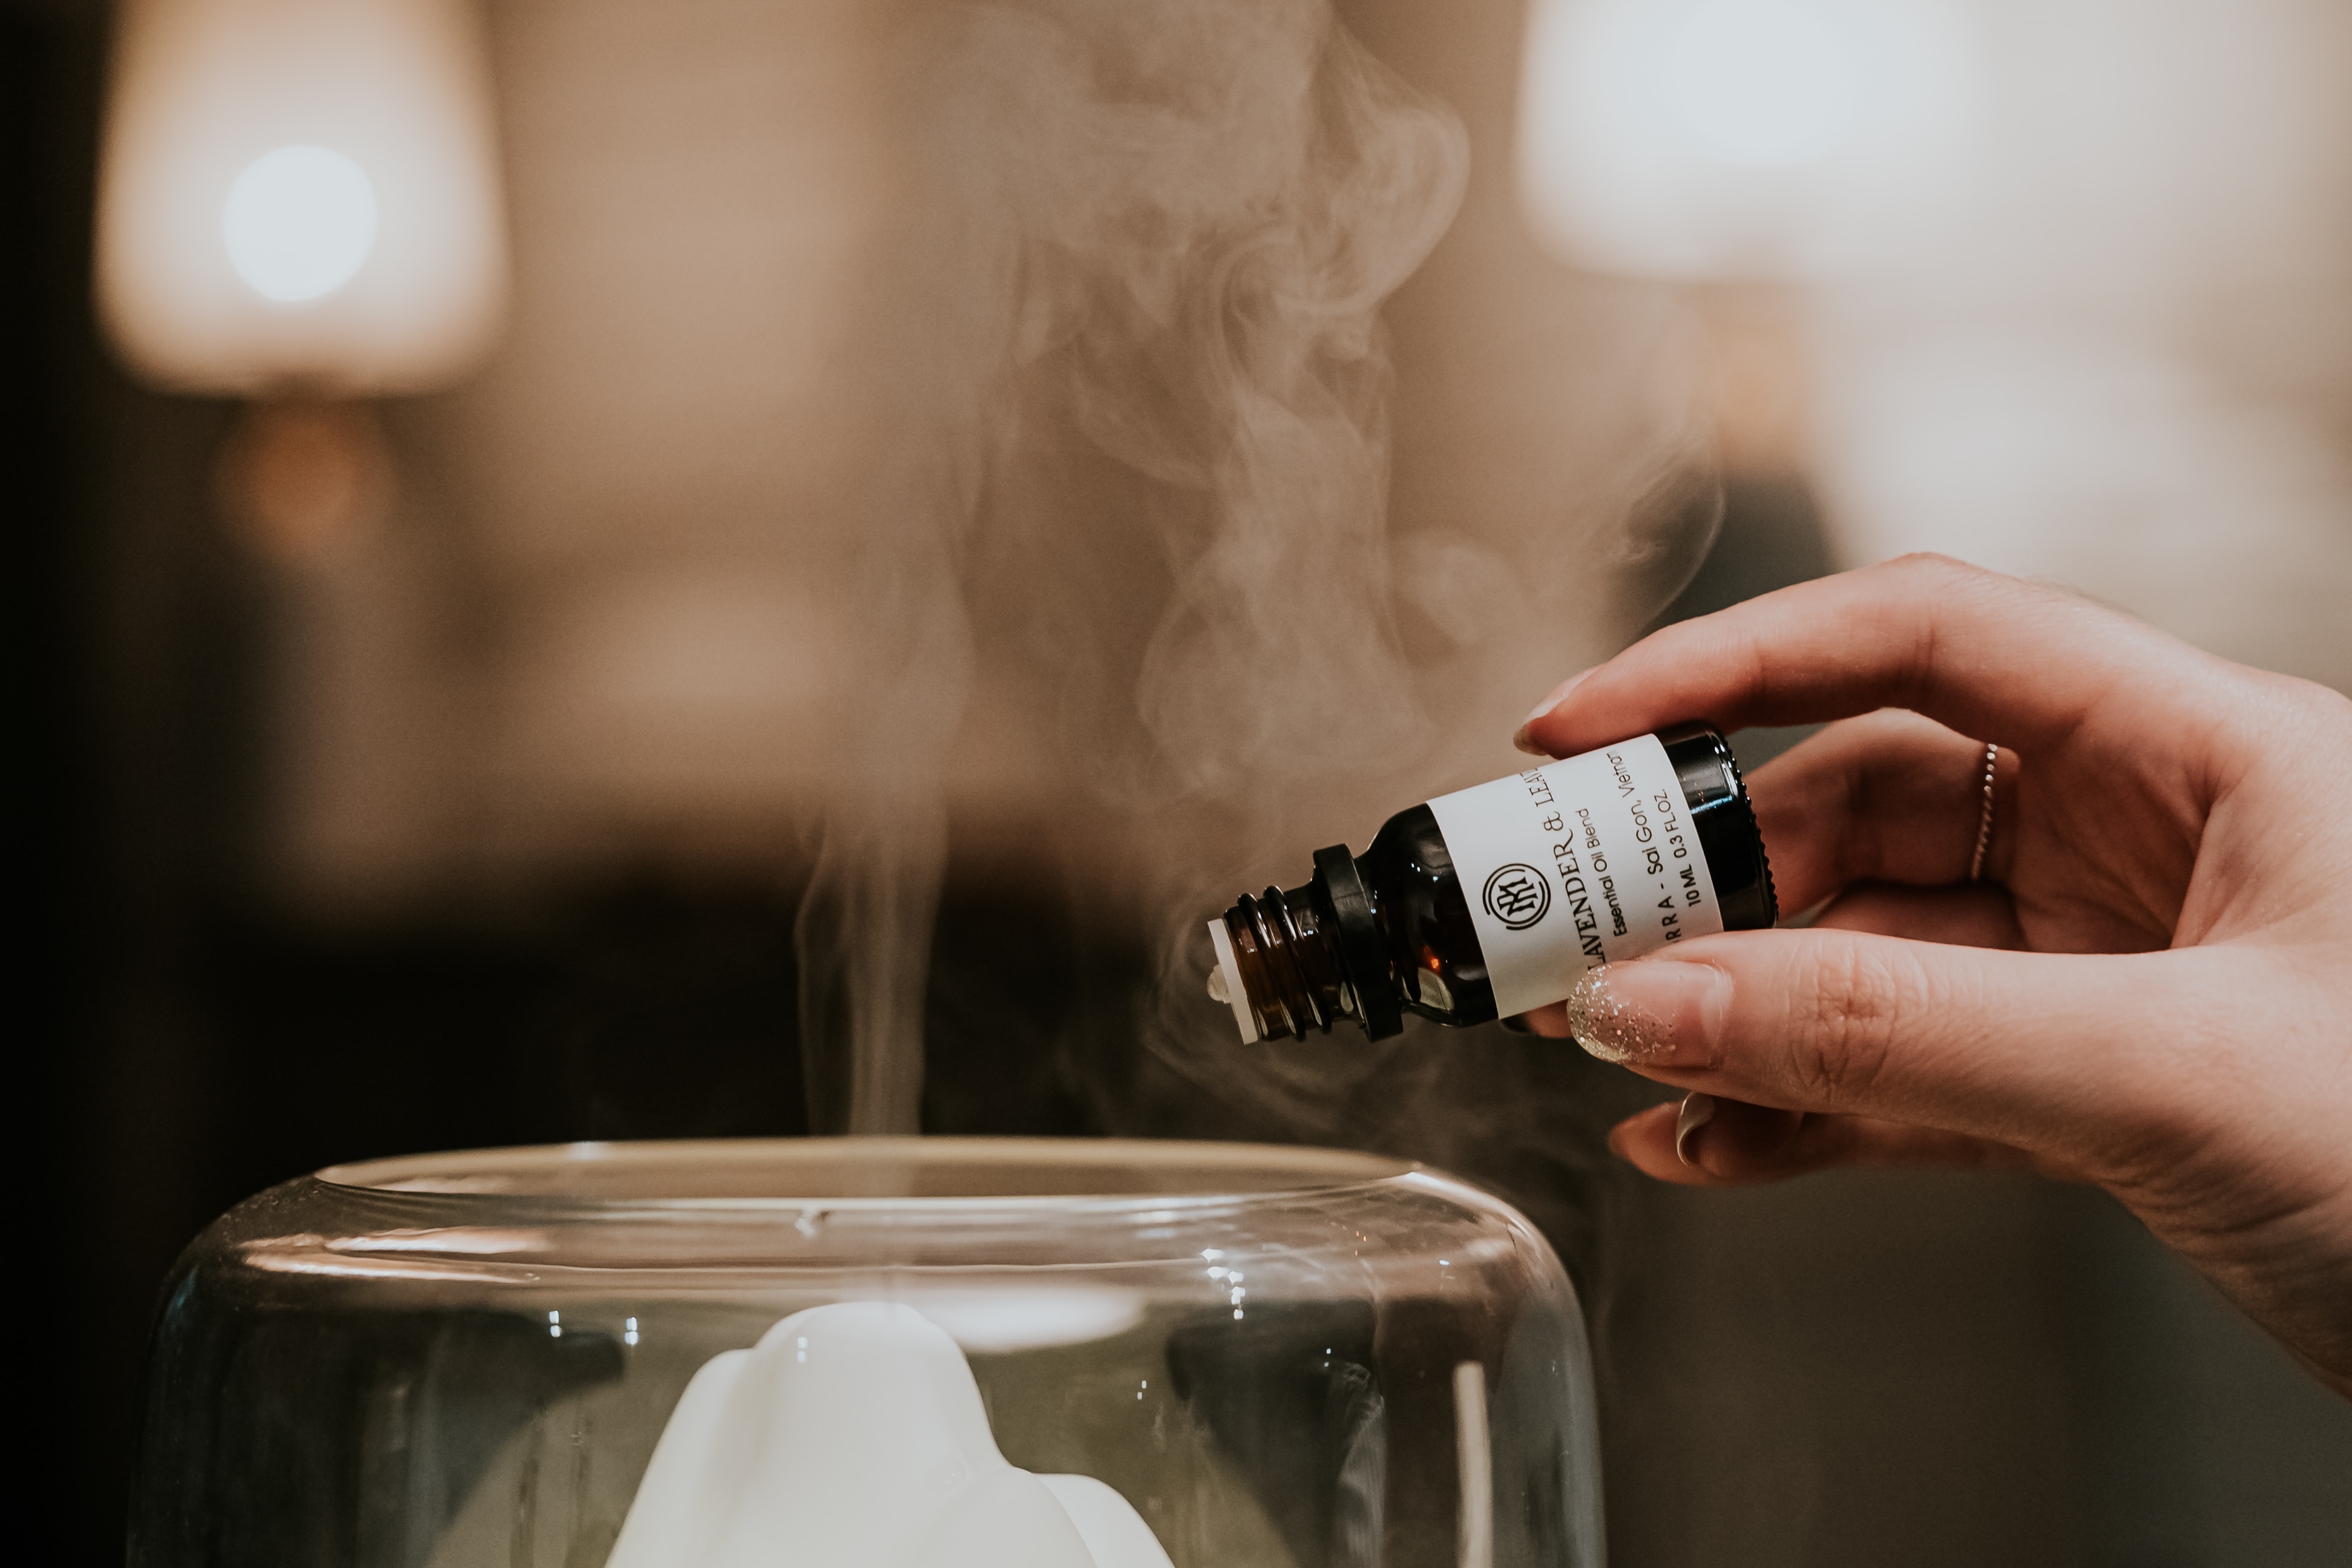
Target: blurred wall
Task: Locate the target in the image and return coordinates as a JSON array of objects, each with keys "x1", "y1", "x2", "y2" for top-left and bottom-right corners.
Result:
[{"x1": 1807, "y1": 0, "x2": 2352, "y2": 693}]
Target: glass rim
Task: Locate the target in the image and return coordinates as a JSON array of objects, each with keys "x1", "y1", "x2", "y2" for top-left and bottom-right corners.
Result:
[{"x1": 315, "y1": 1136, "x2": 1428, "y2": 1212}]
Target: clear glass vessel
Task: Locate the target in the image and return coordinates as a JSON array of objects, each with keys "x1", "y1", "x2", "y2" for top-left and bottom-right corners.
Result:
[{"x1": 130, "y1": 1138, "x2": 1603, "y2": 1568}]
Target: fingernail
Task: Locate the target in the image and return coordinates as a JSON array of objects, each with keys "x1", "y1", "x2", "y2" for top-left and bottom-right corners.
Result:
[
  {"x1": 1674, "y1": 1092, "x2": 1716, "y2": 1166},
  {"x1": 1511, "y1": 668, "x2": 1596, "y2": 755},
  {"x1": 1564, "y1": 960, "x2": 1730, "y2": 1068}
]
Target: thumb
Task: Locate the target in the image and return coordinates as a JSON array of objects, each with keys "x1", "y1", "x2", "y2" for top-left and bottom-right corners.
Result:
[{"x1": 1562, "y1": 930, "x2": 2221, "y2": 1172}]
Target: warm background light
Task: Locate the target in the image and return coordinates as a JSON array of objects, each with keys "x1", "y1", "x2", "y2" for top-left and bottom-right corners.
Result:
[
  {"x1": 221, "y1": 145, "x2": 381, "y2": 304},
  {"x1": 1518, "y1": 0, "x2": 1981, "y2": 280},
  {"x1": 96, "y1": 0, "x2": 507, "y2": 393},
  {"x1": 1664, "y1": 0, "x2": 1862, "y2": 166},
  {"x1": 1511, "y1": 0, "x2": 2352, "y2": 705}
]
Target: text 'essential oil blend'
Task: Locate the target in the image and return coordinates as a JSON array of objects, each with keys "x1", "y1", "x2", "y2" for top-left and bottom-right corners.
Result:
[{"x1": 1204, "y1": 724, "x2": 1777, "y2": 1042}]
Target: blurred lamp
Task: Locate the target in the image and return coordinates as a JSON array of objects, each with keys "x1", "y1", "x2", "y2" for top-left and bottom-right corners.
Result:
[
  {"x1": 1516, "y1": 0, "x2": 1980, "y2": 281},
  {"x1": 96, "y1": 0, "x2": 507, "y2": 556}
]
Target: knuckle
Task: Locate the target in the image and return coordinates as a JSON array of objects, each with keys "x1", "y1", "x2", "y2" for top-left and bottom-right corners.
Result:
[{"x1": 1782, "y1": 940, "x2": 1911, "y2": 1105}]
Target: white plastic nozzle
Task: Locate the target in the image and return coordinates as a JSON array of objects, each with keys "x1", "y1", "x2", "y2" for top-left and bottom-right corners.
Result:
[{"x1": 1206, "y1": 919, "x2": 1260, "y2": 1043}]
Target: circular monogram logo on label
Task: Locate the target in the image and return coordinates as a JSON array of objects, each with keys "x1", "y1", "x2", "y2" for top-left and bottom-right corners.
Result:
[{"x1": 1481, "y1": 863, "x2": 1551, "y2": 930}]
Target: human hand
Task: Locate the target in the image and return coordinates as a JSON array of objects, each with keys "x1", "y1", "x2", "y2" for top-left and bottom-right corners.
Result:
[{"x1": 1513, "y1": 554, "x2": 2352, "y2": 1396}]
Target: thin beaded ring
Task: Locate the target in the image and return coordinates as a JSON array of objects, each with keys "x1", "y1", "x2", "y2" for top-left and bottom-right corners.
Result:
[{"x1": 1968, "y1": 742, "x2": 1999, "y2": 882}]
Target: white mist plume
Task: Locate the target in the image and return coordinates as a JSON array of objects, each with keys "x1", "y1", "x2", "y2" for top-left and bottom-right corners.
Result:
[{"x1": 795, "y1": 0, "x2": 1474, "y2": 1133}]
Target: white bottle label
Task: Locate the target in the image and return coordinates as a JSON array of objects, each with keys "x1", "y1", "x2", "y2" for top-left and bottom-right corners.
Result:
[{"x1": 1426, "y1": 733, "x2": 1726, "y2": 1018}]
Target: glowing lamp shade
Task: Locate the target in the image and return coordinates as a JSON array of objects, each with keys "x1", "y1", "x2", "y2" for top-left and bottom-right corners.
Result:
[
  {"x1": 1516, "y1": 0, "x2": 1981, "y2": 280},
  {"x1": 96, "y1": 0, "x2": 507, "y2": 394},
  {"x1": 222, "y1": 146, "x2": 381, "y2": 303}
]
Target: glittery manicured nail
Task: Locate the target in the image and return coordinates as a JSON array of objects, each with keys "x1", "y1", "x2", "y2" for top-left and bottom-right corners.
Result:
[
  {"x1": 1565, "y1": 967, "x2": 1666, "y2": 1063},
  {"x1": 1564, "y1": 961, "x2": 1730, "y2": 1067},
  {"x1": 1674, "y1": 1092, "x2": 1716, "y2": 1166}
]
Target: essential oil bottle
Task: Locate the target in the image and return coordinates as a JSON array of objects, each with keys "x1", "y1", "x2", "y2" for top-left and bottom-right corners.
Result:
[{"x1": 1205, "y1": 724, "x2": 1776, "y2": 1042}]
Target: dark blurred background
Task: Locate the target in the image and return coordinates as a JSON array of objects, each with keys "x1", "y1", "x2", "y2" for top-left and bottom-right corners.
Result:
[{"x1": 15, "y1": 1, "x2": 2352, "y2": 1564}]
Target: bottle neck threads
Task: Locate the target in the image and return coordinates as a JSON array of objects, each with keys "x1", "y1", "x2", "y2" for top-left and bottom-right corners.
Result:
[
  {"x1": 1214, "y1": 844, "x2": 1404, "y2": 1044},
  {"x1": 1220, "y1": 884, "x2": 1351, "y2": 1042}
]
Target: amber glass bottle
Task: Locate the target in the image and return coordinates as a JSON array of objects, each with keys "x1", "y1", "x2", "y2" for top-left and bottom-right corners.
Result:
[{"x1": 1206, "y1": 724, "x2": 1776, "y2": 1042}]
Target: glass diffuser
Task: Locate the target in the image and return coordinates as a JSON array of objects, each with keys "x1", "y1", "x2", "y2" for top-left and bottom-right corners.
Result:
[{"x1": 129, "y1": 1138, "x2": 1603, "y2": 1568}]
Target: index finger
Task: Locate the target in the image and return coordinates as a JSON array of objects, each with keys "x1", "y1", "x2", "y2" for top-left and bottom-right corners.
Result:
[{"x1": 1519, "y1": 554, "x2": 2226, "y2": 761}]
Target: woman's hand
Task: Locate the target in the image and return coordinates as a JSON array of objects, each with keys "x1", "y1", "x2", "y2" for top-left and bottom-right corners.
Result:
[{"x1": 1513, "y1": 554, "x2": 2352, "y2": 1396}]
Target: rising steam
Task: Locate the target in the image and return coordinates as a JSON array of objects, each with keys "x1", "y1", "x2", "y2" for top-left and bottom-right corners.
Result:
[{"x1": 796, "y1": 0, "x2": 1477, "y2": 1133}]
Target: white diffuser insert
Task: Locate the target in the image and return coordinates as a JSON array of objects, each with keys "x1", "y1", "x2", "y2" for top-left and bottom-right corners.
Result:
[{"x1": 606, "y1": 1302, "x2": 1172, "y2": 1568}]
